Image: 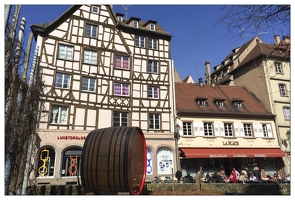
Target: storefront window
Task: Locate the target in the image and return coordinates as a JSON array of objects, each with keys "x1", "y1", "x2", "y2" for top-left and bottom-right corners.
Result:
[
  {"x1": 61, "y1": 147, "x2": 82, "y2": 177},
  {"x1": 37, "y1": 147, "x2": 55, "y2": 177},
  {"x1": 146, "y1": 149, "x2": 153, "y2": 175},
  {"x1": 157, "y1": 148, "x2": 173, "y2": 174}
]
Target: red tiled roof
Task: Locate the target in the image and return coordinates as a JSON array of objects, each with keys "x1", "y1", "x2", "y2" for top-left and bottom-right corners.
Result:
[{"x1": 175, "y1": 82, "x2": 274, "y2": 117}]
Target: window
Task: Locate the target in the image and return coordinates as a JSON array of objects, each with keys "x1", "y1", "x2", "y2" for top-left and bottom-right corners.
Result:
[
  {"x1": 234, "y1": 101, "x2": 243, "y2": 108},
  {"x1": 148, "y1": 38, "x2": 158, "y2": 50},
  {"x1": 83, "y1": 50, "x2": 97, "y2": 65},
  {"x1": 279, "y1": 84, "x2": 287, "y2": 96},
  {"x1": 262, "y1": 124, "x2": 269, "y2": 137},
  {"x1": 149, "y1": 114, "x2": 160, "y2": 130},
  {"x1": 58, "y1": 44, "x2": 73, "y2": 60},
  {"x1": 275, "y1": 62, "x2": 283, "y2": 74},
  {"x1": 117, "y1": 16, "x2": 123, "y2": 21},
  {"x1": 85, "y1": 24, "x2": 98, "y2": 38},
  {"x1": 61, "y1": 147, "x2": 82, "y2": 177},
  {"x1": 133, "y1": 21, "x2": 138, "y2": 28},
  {"x1": 148, "y1": 60, "x2": 158, "y2": 73},
  {"x1": 114, "y1": 83, "x2": 130, "y2": 96},
  {"x1": 150, "y1": 23, "x2": 155, "y2": 31},
  {"x1": 224, "y1": 123, "x2": 233, "y2": 137},
  {"x1": 114, "y1": 55, "x2": 129, "y2": 69},
  {"x1": 92, "y1": 6, "x2": 98, "y2": 13},
  {"x1": 216, "y1": 101, "x2": 225, "y2": 107},
  {"x1": 50, "y1": 105, "x2": 68, "y2": 124},
  {"x1": 243, "y1": 124, "x2": 253, "y2": 137},
  {"x1": 135, "y1": 36, "x2": 145, "y2": 47},
  {"x1": 55, "y1": 72, "x2": 71, "y2": 89},
  {"x1": 199, "y1": 100, "x2": 207, "y2": 106},
  {"x1": 113, "y1": 111, "x2": 128, "y2": 126},
  {"x1": 148, "y1": 86, "x2": 159, "y2": 98},
  {"x1": 283, "y1": 107, "x2": 290, "y2": 120},
  {"x1": 82, "y1": 77, "x2": 96, "y2": 92},
  {"x1": 37, "y1": 147, "x2": 55, "y2": 177},
  {"x1": 204, "y1": 122, "x2": 213, "y2": 136},
  {"x1": 183, "y1": 122, "x2": 192, "y2": 136},
  {"x1": 157, "y1": 148, "x2": 173, "y2": 174}
]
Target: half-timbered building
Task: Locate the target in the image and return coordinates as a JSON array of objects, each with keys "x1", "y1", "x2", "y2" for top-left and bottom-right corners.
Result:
[{"x1": 30, "y1": 5, "x2": 176, "y2": 186}]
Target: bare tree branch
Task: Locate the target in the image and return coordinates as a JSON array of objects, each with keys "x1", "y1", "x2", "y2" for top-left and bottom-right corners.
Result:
[{"x1": 214, "y1": 5, "x2": 290, "y2": 43}]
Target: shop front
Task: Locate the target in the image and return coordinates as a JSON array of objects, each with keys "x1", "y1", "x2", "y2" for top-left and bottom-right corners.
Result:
[{"x1": 179, "y1": 148, "x2": 287, "y2": 178}]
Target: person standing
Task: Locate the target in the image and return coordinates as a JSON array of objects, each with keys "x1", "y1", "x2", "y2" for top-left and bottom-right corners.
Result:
[
  {"x1": 252, "y1": 166, "x2": 261, "y2": 182},
  {"x1": 175, "y1": 167, "x2": 182, "y2": 183}
]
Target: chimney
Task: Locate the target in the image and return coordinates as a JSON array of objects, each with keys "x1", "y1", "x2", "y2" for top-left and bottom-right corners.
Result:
[
  {"x1": 205, "y1": 61, "x2": 211, "y2": 84},
  {"x1": 199, "y1": 78, "x2": 203, "y2": 87},
  {"x1": 274, "y1": 35, "x2": 280, "y2": 46},
  {"x1": 283, "y1": 36, "x2": 290, "y2": 44}
]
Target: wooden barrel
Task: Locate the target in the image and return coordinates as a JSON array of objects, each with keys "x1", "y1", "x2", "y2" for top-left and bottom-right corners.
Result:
[{"x1": 80, "y1": 126, "x2": 146, "y2": 195}]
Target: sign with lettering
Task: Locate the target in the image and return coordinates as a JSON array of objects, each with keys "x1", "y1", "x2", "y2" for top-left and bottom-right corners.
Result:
[
  {"x1": 57, "y1": 135, "x2": 86, "y2": 140},
  {"x1": 223, "y1": 141, "x2": 239, "y2": 145}
]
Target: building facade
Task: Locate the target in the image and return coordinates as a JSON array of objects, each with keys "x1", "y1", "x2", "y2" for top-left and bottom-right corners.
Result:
[
  {"x1": 208, "y1": 35, "x2": 290, "y2": 175},
  {"x1": 175, "y1": 82, "x2": 286, "y2": 178},
  {"x1": 30, "y1": 5, "x2": 177, "y2": 186}
]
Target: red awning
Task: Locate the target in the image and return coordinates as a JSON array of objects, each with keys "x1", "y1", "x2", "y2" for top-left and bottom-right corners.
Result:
[{"x1": 180, "y1": 148, "x2": 286, "y2": 158}]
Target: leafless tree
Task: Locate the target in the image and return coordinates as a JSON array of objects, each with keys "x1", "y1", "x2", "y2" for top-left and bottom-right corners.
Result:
[{"x1": 215, "y1": 5, "x2": 290, "y2": 42}]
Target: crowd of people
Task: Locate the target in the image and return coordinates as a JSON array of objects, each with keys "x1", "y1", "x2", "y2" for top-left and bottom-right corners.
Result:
[{"x1": 175, "y1": 166, "x2": 287, "y2": 184}]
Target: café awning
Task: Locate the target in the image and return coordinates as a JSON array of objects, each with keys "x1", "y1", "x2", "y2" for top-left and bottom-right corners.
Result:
[{"x1": 180, "y1": 148, "x2": 286, "y2": 158}]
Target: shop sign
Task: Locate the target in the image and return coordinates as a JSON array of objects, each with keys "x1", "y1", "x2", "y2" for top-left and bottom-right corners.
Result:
[
  {"x1": 210, "y1": 154, "x2": 227, "y2": 157},
  {"x1": 57, "y1": 135, "x2": 86, "y2": 140},
  {"x1": 223, "y1": 141, "x2": 239, "y2": 145},
  {"x1": 254, "y1": 154, "x2": 267, "y2": 157},
  {"x1": 233, "y1": 154, "x2": 247, "y2": 157}
]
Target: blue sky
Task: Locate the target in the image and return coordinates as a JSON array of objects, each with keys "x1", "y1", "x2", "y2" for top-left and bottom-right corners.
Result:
[{"x1": 5, "y1": 3, "x2": 290, "y2": 82}]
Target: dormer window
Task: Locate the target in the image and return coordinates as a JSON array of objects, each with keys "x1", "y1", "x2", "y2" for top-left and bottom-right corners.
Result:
[
  {"x1": 118, "y1": 16, "x2": 123, "y2": 21},
  {"x1": 92, "y1": 6, "x2": 98, "y2": 13},
  {"x1": 195, "y1": 96, "x2": 208, "y2": 107},
  {"x1": 200, "y1": 100, "x2": 207, "y2": 106},
  {"x1": 214, "y1": 97, "x2": 226, "y2": 108},
  {"x1": 234, "y1": 102, "x2": 243, "y2": 108},
  {"x1": 116, "y1": 13, "x2": 124, "y2": 22},
  {"x1": 133, "y1": 21, "x2": 138, "y2": 28},
  {"x1": 232, "y1": 98, "x2": 244, "y2": 108},
  {"x1": 150, "y1": 23, "x2": 155, "y2": 31},
  {"x1": 216, "y1": 101, "x2": 225, "y2": 107}
]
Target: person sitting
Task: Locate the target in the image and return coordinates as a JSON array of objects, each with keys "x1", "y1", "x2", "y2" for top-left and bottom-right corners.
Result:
[
  {"x1": 205, "y1": 172, "x2": 211, "y2": 182},
  {"x1": 184, "y1": 172, "x2": 193, "y2": 183},
  {"x1": 229, "y1": 173, "x2": 237, "y2": 183},
  {"x1": 249, "y1": 173, "x2": 257, "y2": 182},
  {"x1": 221, "y1": 173, "x2": 229, "y2": 183},
  {"x1": 216, "y1": 172, "x2": 224, "y2": 183},
  {"x1": 273, "y1": 173, "x2": 279, "y2": 182},
  {"x1": 238, "y1": 173, "x2": 247, "y2": 184},
  {"x1": 266, "y1": 174, "x2": 274, "y2": 182}
]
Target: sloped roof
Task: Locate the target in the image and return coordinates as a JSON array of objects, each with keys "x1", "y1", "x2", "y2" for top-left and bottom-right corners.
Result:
[
  {"x1": 30, "y1": 5, "x2": 81, "y2": 40},
  {"x1": 175, "y1": 82, "x2": 274, "y2": 118},
  {"x1": 236, "y1": 42, "x2": 290, "y2": 68},
  {"x1": 31, "y1": 5, "x2": 172, "y2": 41}
]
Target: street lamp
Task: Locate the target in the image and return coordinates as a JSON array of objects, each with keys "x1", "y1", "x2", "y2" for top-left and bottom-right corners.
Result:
[{"x1": 174, "y1": 124, "x2": 180, "y2": 168}]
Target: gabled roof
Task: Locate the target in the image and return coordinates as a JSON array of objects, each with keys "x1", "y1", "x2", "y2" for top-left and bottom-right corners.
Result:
[
  {"x1": 183, "y1": 75, "x2": 195, "y2": 83},
  {"x1": 175, "y1": 82, "x2": 274, "y2": 118},
  {"x1": 30, "y1": 5, "x2": 82, "y2": 40}
]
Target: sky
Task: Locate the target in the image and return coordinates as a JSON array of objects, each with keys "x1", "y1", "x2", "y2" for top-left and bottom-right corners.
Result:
[{"x1": 4, "y1": 2, "x2": 291, "y2": 83}]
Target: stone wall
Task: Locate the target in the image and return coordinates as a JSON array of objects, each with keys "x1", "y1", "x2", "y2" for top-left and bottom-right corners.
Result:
[{"x1": 27, "y1": 183, "x2": 290, "y2": 195}]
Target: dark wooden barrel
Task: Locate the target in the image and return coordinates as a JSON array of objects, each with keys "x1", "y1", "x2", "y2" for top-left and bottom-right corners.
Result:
[{"x1": 81, "y1": 126, "x2": 146, "y2": 195}]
